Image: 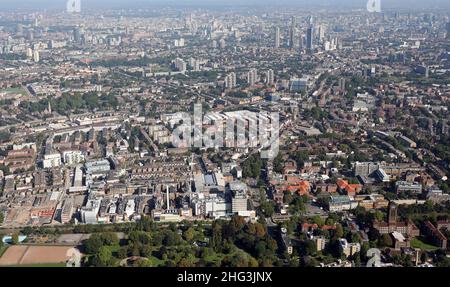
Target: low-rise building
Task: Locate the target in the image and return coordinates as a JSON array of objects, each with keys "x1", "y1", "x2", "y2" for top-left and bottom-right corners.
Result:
[
  {"x1": 395, "y1": 181, "x2": 422, "y2": 194},
  {"x1": 63, "y1": 150, "x2": 85, "y2": 165},
  {"x1": 43, "y1": 153, "x2": 62, "y2": 169},
  {"x1": 85, "y1": 159, "x2": 111, "y2": 175},
  {"x1": 328, "y1": 195, "x2": 358, "y2": 212}
]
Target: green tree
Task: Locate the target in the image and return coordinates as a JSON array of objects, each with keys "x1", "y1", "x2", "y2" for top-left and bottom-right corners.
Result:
[
  {"x1": 273, "y1": 154, "x2": 284, "y2": 173},
  {"x1": 229, "y1": 216, "x2": 246, "y2": 236},
  {"x1": 140, "y1": 245, "x2": 152, "y2": 257},
  {"x1": 374, "y1": 210, "x2": 384, "y2": 222},
  {"x1": 128, "y1": 231, "x2": 151, "y2": 245},
  {"x1": 11, "y1": 233, "x2": 19, "y2": 245},
  {"x1": 305, "y1": 240, "x2": 317, "y2": 256},
  {"x1": 254, "y1": 223, "x2": 266, "y2": 239},
  {"x1": 354, "y1": 252, "x2": 361, "y2": 267},
  {"x1": 99, "y1": 232, "x2": 119, "y2": 246},
  {"x1": 183, "y1": 228, "x2": 195, "y2": 242},
  {"x1": 21, "y1": 226, "x2": 34, "y2": 236},
  {"x1": 133, "y1": 258, "x2": 152, "y2": 267},
  {"x1": 117, "y1": 247, "x2": 128, "y2": 259},
  {"x1": 260, "y1": 201, "x2": 275, "y2": 217},
  {"x1": 242, "y1": 154, "x2": 263, "y2": 179},
  {"x1": 92, "y1": 246, "x2": 113, "y2": 267},
  {"x1": 248, "y1": 257, "x2": 259, "y2": 267},
  {"x1": 335, "y1": 224, "x2": 344, "y2": 238},
  {"x1": 83, "y1": 235, "x2": 104, "y2": 254},
  {"x1": 378, "y1": 234, "x2": 393, "y2": 247},
  {"x1": 211, "y1": 223, "x2": 222, "y2": 252}
]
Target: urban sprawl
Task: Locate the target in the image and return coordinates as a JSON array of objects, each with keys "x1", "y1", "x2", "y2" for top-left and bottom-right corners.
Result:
[{"x1": 0, "y1": 3, "x2": 449, "y2": 268}]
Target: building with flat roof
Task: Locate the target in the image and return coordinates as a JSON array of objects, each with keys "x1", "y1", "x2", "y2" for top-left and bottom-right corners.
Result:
[
  {"x1": 328, "y1": 195, "x2": 358, "y2": 212},
  {"x1": 85, "y1": 159, "x2": 111, "y2": 175},
  {"x1": 395, "y1": 181, "x2": 422, "y2": 194}
]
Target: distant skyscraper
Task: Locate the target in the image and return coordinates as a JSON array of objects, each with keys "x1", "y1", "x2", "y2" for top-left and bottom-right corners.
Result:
[
  {"x1": 309, "y1": 15, "x2": 314, "y2": 26},
  {"x1": 174, "y1": 58, "x2": 187, "y2": 72},
  {"x1": 306, "y1": 26, "x2": 314, "y2": 51},
  {"x1": 446, "y1": 22, "x2": 450, "y2": 39},
  {"x1": 166, "y1": 186, "x2": 170, "y2": 211},
  {"x1": 247, "y1": 69, "x2": 257, "y2": 86},
  {"x1": 289, "y1": 16, "x2": 296, "y2": 49},
  {"x1": 234, "y1": 30, "x2": 240, "y2": 40},
  {"x1": 266, "y1": 69, "x2": 274, "y2": 86},
  {"x1": 274, "y1": 27, "x2": 280, "y2": 48},
  {"x1": 318, "y1": 25, "x2": 325, "y2": 42},
  {"x1": 66, "y1": 0, "x2": 81, "y2": 13},
  {"x1": 73, "y1": 27, "x2": 81, "y2": 43},
  {"x1": 174, "y1": 38, "x2": 185, "y2": 47},
  {"x1": 33, "y1": 50, "x2": 40, "y2": 63},
  {"x1": 225, "y1": 72, "x2": 236, "y2": 89},
  {"x1": 219, "y1": 38, "x2": 226, "y2": 49},
  {"x1": 338, "y1": 78, "x2": 346, "y2": 92},
  {"x1": 26, "y1": 48, "x2": 33, "y2": 58}
]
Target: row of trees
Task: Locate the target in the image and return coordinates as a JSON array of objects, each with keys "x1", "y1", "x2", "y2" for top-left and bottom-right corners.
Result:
[
  {"x1": 242, "y1": 154, "x2": 264, "y2": 179},
  {"x1": 80, "y1": 216, "x2": 281, "y2": 267},
  {"x1": 19, "y1": 92, "x2": 119, "y2": 115}
]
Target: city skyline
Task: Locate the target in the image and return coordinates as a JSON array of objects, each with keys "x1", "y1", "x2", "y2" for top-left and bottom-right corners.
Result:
[
  {"x1": 0, "y1": 0, "x2": 449, "y2": 270},
  {"x1": 1, "y1": 0, "x2": 450, "y2": 10}
]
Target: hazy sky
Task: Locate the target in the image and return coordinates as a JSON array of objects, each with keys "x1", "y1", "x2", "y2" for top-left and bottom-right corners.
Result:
[{"x1": 1, "y1": 0, "x2": 449, "y2": 10}]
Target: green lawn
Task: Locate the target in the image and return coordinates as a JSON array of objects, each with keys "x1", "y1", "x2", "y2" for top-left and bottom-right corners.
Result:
[
  {"x1": 147, "y1": 256, "x2": 165, "y2": 267},
  {"x1": 0, "y1": 245, "x2": 8, "y2": 257},
  {"x1": 411, "y1": 238, "x2": 439, "y2": 251},
  {"x1": 1, "y1": 87, "x2": 28, "y2": 96}
]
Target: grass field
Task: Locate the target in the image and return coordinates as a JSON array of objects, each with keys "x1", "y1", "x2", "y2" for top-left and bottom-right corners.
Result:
[
  {"x1": 0, "y1": 87, "x2": 28, "y2": 96},
  {"x1": 147, "y1": 256, "x2": 165, "y2": 267},
  {"x1": 411, "y1": 237, "x2": 439, "y2": 251},
  {"x1": 0, "y1": 246, "x2": 8, "y2": 257}
]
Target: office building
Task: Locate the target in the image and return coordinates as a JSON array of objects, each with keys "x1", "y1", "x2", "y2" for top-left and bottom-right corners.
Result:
[
  {"x1": 85, "y1": 159, "x2": 111, "y2": 175},
  {"x1": 63, "y1": 150, "x2": 85, "y2": 165},
  {"x1": 318, "y1": 24, "x2": 325, "y2": 42},
  {"x1": 266, "y1": 69, "x2": 274, "y2": 85},
  {"x1": 306, "y1": 26, "x2": 314, "y2": 51},
  {"x1": 289, "y1": 16, "x2": 296, "y2": 49},
  {"x1": 174, "y1": 38, "x2": 185, "y2": 47},
  {"x1": 225, "y1": 72, "x2": 236, "y2": 89},
  {"x1": 42, "y1": 153, "x2": 61, "y2": 168},
  {"x1": 174, "y1": 58, "x2": 187, "y2": 72},
  {"x1": 446, "y1": 22, "x2": 450, "y2": 39},
  {"x1": 33, "y1": 50, "x2": 40, "y2": 62},
  {"x1": 247, "y1": 69, "x2": 257, "y2": 86},
  {"x1": 274, "y1": 26, "x2": 280, "y2": 48},
  {"x1": 229, "y1": 181, "x2": 249, "y2": 214}
]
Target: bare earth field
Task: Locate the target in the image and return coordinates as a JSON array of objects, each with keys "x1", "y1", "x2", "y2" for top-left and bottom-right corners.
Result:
[{"x1": 0, "y1": 245, "x2": 75, "y2": 266}]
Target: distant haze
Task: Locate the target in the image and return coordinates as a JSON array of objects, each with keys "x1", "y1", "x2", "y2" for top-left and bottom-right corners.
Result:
[{"x1": 0, "y1": 0, "x2": 449, "y2": 10}]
